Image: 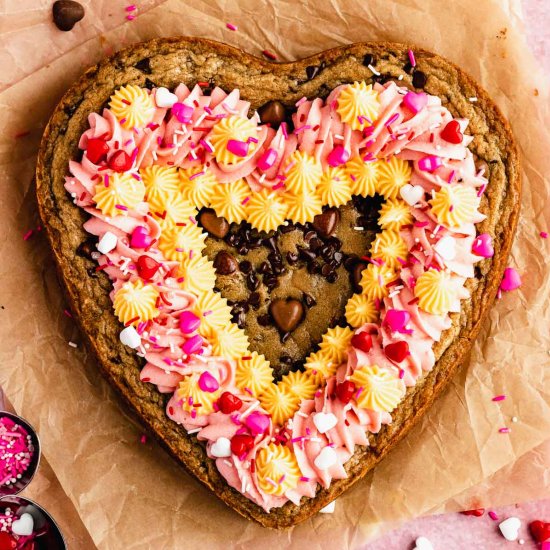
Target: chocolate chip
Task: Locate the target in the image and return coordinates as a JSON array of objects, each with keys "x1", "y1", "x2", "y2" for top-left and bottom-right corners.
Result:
[
  {"x1": 412, "y1": 70, "x2": 427, "y2": 88},
  {"x1": 52, "y1": 0, "x2": 84, "y2": 31},
  {"x1": 309, "y1": 238, "x2": 323, "y2": 252},
  {"x1": 362, "y1": 54, "x2": 375, "y2": 67},
  {"x1": 135, "y1": 58, "x2": 152, "y2": 74},
  {"x1": 403, "y1": 61, "x2": 415, "y2": 75},
  {"x1": 333, "y1": 251, "x2": 344, "y2": 265},
  {"x1": 280, "y1": 355, "x2": 292, "y2": 364},
  {"x1": 144, "y1": 78, "x2": 156, "y2": 90},
  {"x1": 344, "y1": 256, "x2": 357, "y2": 270},
  {"x1": 249, "y1": 292, "x2": 261, "y2": 308},
  {"x1": 258, "y1": 261, "x2": 271, "y2": 274},
  {"x1": 239, "y1": 260, "x2": 252, "y2": 274},
  {"x1": 303, "y1": 230, "x2": 317, "y2": 243},
  {"x1": 237, "y1": 245, "x2": 249, "y2": 255},
  {"x1": 308, "y1": 261, "x2": 321, "y2": 275},
  {"x1": 320, "y1": 245, "x2": 334, "y2": 262},
  {"x1": 258, "y1": 100, "x2": 286, "y2": 128},
  {"x1": 257, "y1": 314, "x2": 271, "y2": 326},
  {"x1": 303, "y1": 293, "x2": 316, "y2": 308},
  {"x1": 326, "y1": 271, "x2": 338, "y2": 283},
  {"x1": 298, "y1": 247, "x2": 316, "y2": 262},
  {"x1": 199, "y1": 208, "x2": 229, "y2": 239},
  {"x1": 312, "y1": 208, "x2": 339, "y2": 238},
  {"x1": 236, "y1": 311, "x2": 246, "y2": 328},
  {"x1": 306, "y1": 65, "x2": 320, "y2": 80},
  {"x1": 351, "y1": 261, "x2": 368, "y2": 293},
  {"x1": 76, "y1": 238, "x2": 96, "y2": 260},
  {"x1": 263, "y1": 235, "x2": 278, "y2": 250},
  {"x1": 286, "y1": 251, "x2": 299, "y2": 264},
  {"x1": 321, "y1": 264, "x2": 332, "y2": 277},
  {"x1": 246, "y1": 272, "x2": 260, "y2": 291},
  {"x1": 270, "y1": 298, "x2": 304, "y2": 333},
  {"x1": 264, "y1": 276, "x2": 279, "y2": 290},
  {"x1": 267, "y1": 251, "x2": 282, "y2": 264},
  {"x1": 214, "y1": 251, "x2": 238, "y2": 275},
  {"x1": 272, "y1": 264, "x2": 285, "y2": 276},
  {"x1": 281, "y1": 332, "x2": 291, "y2": 343}
]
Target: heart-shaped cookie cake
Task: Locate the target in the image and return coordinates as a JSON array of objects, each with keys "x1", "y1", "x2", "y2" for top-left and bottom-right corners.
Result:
[{"x1": 36, "y1": 38, "x2": 520, "y2": 528}]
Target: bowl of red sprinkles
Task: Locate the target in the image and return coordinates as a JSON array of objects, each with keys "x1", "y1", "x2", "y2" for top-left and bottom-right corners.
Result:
[{"x1": 0, "y1": 413, "x2": 40, "y2": 497}]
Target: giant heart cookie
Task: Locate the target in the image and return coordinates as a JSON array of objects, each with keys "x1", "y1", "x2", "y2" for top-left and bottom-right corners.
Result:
[{"x1": 36, "y1": 38, "x2": 520, "y2": 528}]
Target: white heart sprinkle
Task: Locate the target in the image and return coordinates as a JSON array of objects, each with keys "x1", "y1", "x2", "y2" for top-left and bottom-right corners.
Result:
[
  {"x1": 433, "y1": 235, "x2": 456, "y2": 261},
  {"x1": 400, "y1": 184, "x2": 424, "y2": 206},
  {"x1": 210, "y1": 437, "x2": 232, "y2": 458},
  {"x1": 413, "y1": 536, "x2": 434, "y2": 550},
  {"x1": 314, "y1": 446, "x2": 337, "y2": 470},
  {"x1": 120, "y1": 326, "x2": 141, "y2": 349},
  {"x1": 97, "y1": 231, "x2": 117, "y2": 254},
  {"x1": 319, "y1": 500, "x2": 336, "y2": 514},
  {"x1": 12, "y1": 513, "x2": 34, "y2": 537},
  {"x1": 313, "y1": 412, "x2": 337, "y2": 434},
  {"x1": 155, "y1": 87, "x2": 178, "y2": 108},
  {"x1": 499, "y1": 517, "x2": 521, "y2": 541}
]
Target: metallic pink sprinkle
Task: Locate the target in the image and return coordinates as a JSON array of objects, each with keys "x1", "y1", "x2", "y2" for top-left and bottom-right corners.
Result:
[
  {"x1": 226, "y1": 22, "x2": 238, "y2": 31},
  {"x1": 540, "y1": 231, "x2": 548, "y2": 238},
  {"x1": 281, "y1": 122, "x2": 288, "y2": 139},
  {"x1": 492, "y1": 395, "x2": 506, "y2": 402},
  {"x1": 488, "y1": 511, "x2": 499, "y2": 521},
  {"x1": 477, "y1": 184, "x2": 486, "y2": 197},
  {"x1": 295, "y1": 97, "x2": 307, "y2": 107},
  {"x1": 272, "y1": 182, "x2": 285, "y2": 191},
  {"x1": 408, "y1": 49, "x2": 416, "y2": 67},
  {"x1": 126, "y1": 14, "x2": 136, "y2": 21},
  {"x1": 499, "y1": 427, "x2": 511, "y2": 434},
  {"x1": 189, "y1": 216, "x2": 197, "y2": 224},
  {"x1": 140, "y1": 434, "x2": 147, "y2": 444},
  {"x1": 126, "y1": 4, "x2": 137, "y2": 11},
  {"x1": 115, "y1": 204, "x2": 128, "y2": 211},
  {"x1": 189, "y1": 170, "x2": 205, "y2": 180},
  {"x1": 294, "y1": 125, "x2": 311, "y2": 134},
  {"x1": 447, "y1": 170, "x2": 456, "y2": 183},
  {"x1": 399, "y1": 369, "x2": 405, "y2": 379},
  {"x1": 299, "y1": 476, "x2": 310, "y2": 482},
  {"x1": 241, "y1": 196, "x2": 250, "y2": 205},
  {"x1": 23, "y1": 230, "x2": 33, "y2": 241},
  {"x1": 63, "y1": 309, "x2": 73, "y2": 318},
  {"x1": 385, "y1": 113, "x2": 399, "y2": 127}
]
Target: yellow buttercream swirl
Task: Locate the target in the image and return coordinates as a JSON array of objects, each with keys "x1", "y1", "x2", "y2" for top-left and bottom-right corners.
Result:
[
  {"x1": 376, "y1": 157, "x2": 412, "y2": 199},
  {"x1": 140, "y1": 165, "x2": 179, "y2": 205},
  {"x1": 205, "y1": 323, "x2": 249, "y2": 359},
  {"x1": 210, "y1": 115, "x2": 258, "y2": 165},
  {"x1": 209, "y1": 179, "x2": 250, "y2": 224},
  {"x1": 337, "y1": 82, "x2": 380, "y2": 131},
  {"x1": 370, "y1": 229, "x2": 409, "y2": 269},
  {"x1": 303, "y1": 350, "x2": 337, "y2": 385},
  {"x1": 176, "y1": 254, "x2": 216, "y2": 295},
  {"x1": 109, "y1": 85, "x2": 155, "y2": 129},
  {"x1": 345, "y1": 157, "x2": 379, "y2": 197},
  {"x1": 279, "y1": 370, "x2": 317, "y2": 401},
  {"x1": 429, "y1": 184, "x2": 479, "y2": 228},
  {"x1": 378, "y1": 199, "x2": 414, "y2": 230},
  {"x1": 93, "y1": 172, "x2": 145, "y2": 217},
  {"x1": 283, "y1": 151, "x2": 323, "y2": 194},
  {"x1": 193, "y1": 291, "x2": 232, "y2": 337},
  {"x1": 176, "y1": 372, "x2": 220, "y2": 415},
  {"x1": 158, "y1": 224, "x2": 207, "y2": 262},
  {"x1": 246, "y1": 189, "x2": 288, "y2": 233},
  {"x1": 282, "y1": 190, "x2": 323, "y2": 225},
  {"x1": 255, "y1": 443, "x2": 301, "y2": 496},
  {"x1": 235, "y1": 351, "x2": 273, "y2": 397},
  {"x1": 345, "y1": 293, "x2": 379, "y2": 328},
  {"x1": 350, "y1": 365, "x2": 404, "y2": 412},
  {"x1": 360, "y1": 264, "x2": 398, "y2": 300},
  {"x1": 414, "y1": 268, "x2": 457, "y2": 315},
  {"x1": 113, "y1": 279, "x2": 159, "y2": 326},
  {"x1": 179, "y1": 167, "x2": 217, "y2": 209},
  {"x1": 148, "y1": 193, "x2": 198, "y2": 231},
  {"x1": 318, "y1": 326, "x2": 354, "y2": 364},
  {"x1": 259, "y1": 384, "x2": 300, "y2": 426},
  {"x1": 316, "y1": 166, "x2": 353, "y2": 207}
]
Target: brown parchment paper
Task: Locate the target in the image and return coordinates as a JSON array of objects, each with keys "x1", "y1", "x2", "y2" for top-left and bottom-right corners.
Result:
[{"x1": 0, "y1": 0, "x2": 549, "y2": 548}]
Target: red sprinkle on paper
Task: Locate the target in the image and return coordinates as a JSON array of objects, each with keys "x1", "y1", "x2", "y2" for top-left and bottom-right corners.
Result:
[
  {"x1": 226, "y1": 22, "x2": 237, "y2": 31},
  {"x1": 262, "y1": 49, "x2": 277, "y2": 60},
  {"x1": 492, "y1": 395, "x2": 506, "y2": 402}
]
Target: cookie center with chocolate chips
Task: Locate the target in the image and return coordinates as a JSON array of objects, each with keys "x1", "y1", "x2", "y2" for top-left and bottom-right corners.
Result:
[{"x1": 199, "y1": 195, "x2": 382, "y2": 379}]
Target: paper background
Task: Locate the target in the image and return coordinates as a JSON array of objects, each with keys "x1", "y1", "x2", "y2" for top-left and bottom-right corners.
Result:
[{"x1": 0, "y1": 0, "x2": 549, "y2": 548}]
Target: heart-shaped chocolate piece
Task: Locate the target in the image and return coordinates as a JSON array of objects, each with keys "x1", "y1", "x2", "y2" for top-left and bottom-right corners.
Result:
[
  {"x1": 198, "y1": 208, "x2": 230, "y2": 239},
  {"x1": 269, "y1": 298, "x2": 304, "y2": 333}
]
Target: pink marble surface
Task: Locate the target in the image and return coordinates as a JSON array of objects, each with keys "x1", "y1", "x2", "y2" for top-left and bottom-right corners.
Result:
[{"x1": 363, "y1": 2, "x2": 550, "y2": 548}]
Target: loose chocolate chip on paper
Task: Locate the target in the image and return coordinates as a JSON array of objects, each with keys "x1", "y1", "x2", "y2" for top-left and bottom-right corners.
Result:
[
  {"x1": 52, "y1": 0, "x2": 85, "y2": 31},
  {"x1": 258, "y1": 101, "x2": 286, "y2": 128},
  {"x1": 270, "y1": 299, "x2": 304, "y2": 333},
  {"x1": 198, "y1": 208, "x2": 230, "y2": 239},
  {"x1": 214, "y1": 251, "x2": 238, "y2": 275}
]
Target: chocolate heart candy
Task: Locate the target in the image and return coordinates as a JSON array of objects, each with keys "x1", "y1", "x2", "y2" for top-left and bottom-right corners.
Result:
[
  {"x1": 52, "y1": 0, "x2": 85, "y2": 31},
  {"x1": 269, "y1": 299, "x2": 304, "y2": 333},
  {"x1": 312, "y1": 208, "x2": 339, "y2": 238},
  {"x1": 199, "y1": 209, "x2": 230, "y2": 239},
  {"x1": 258, "y1": 101, "x2": 286, "y2": 128}
]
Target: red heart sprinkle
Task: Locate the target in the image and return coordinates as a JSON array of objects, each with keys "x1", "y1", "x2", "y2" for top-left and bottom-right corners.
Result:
[
  {"x1": 0, "y1": 532, "x2": 17, "y2": 550},
  {"x1": 230, "y1": 434, "x2": 255, "y2": 456},
  {"x1": 529, "y1": 520, "x2": 550, "y2": 543},
  {"x1": 351, "y1": 332, "x2": 373, "y2": 354},
  {"x1": 440, "y1": 120, "x2": 463, "y2": 144},
  {"x1": 384, "y1": 341, "x2": 409, "y2": 363},
  {"x1": 107, "y1": 149, "x2": 133, "y2": 172},
  {"x1": 461, "y1": 508, "x2": 485, "y2": 517},
  {"x1": 136, "y1": 255, "x2": 160, "y2": 279},
  {"x1": 86, "y1": 138, "x2": 109, "y2": 164},
  {"x1": 335, "y1": 381, "x2": 357, "y2": 404},
  {"x1": 218, "y1": 391, "x2": 243, "y2": 414}
]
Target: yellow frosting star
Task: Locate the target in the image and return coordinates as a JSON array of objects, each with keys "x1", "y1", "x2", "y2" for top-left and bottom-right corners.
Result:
[
  {"x1": 148, "y1": 193, "x2": 198, "y2": 231},
  {"x1": 316, "y1": 166, "x2": 353, "y2": 207},
  {"x1": 93, "y1": 172, "x2": 145, "y2": 217},
  {"x1": 283, "y1": 151, "x2": 323, "y2": 194},
  {"x1": 176, "y1": 372, "x2": 220, "y2": 415},
  {"x1": 235, "y1": 351, "x2": 274, "y2": 397},
  {"x1": 158, "y1": 223, "x2": 207, "y2": 262},
  {"x1": 350, "y1": 365, "x2": 404, "y2": 412},
  {"x1": 378, "y1": 199, "x2": 414, "y2": 230},
  {"x1": 210, "y1": 115, "x2": 258, "y2": 165},
  {"x1": 429, "y1": 184, "x2": 479, "y2": 227},
  {"x1": 369, "y1": 229, "x2": 409, "y2": 269},
  {"x1": 209, "y1": 179, "x2": 250, "y2": 224},
  {"x1": 279, "y1": 370, "x2": 317, "y2": 401},
  {"x1": 337, "y1": 82, "x2": 380, "y2": 131},
  {"x1": 193, "y1": 291, "x2": 233, "y2": 337},
  {"x1": 345, "y1": 293, "x2": 379, "y2": 328},
  {"x1": 113, "y1": 279, "x2": 159, "y2": 326},
  {"x1": 414, "y1": 268, "x2": 457, "y2": 315},
  {"x1": 179, "y1": 167, "x2": 218, "y2": 209},
  {"x1": 255, "y1": 443, "x2": 301, "y2": 496},
  {"x1": 176, "y1": 254, "x2": 216, "y2": 295},
  {"x1": 246, "y1": 189, "x2": 288, "y2": 233},
  {"x1": 360, "y1": 264, "x2": 398, "y2": 300},
  {"x1": 282, "y1": 190, "x2": 323, "y2": 225},
  {"x1": 259, "y1": 384, "x2": 300, "y2": 426},
  {"x1": 205, "y1": 323, "x2": 249, "y2": 359},
  {"x1": 109, "y1": 85, "x2": 155, "y2": 129},
  {"x1": 318, "y1": 326, "x2": 354, "y2": 364},
  {"x1": 303, "y1": 350, "x2": 337, "y2": 385},
  {"x1": 345, "y1": 157, "x2": 379, "y2": 197},
  {"x1": 140, "y1": 165, "x2": 180, "y2": 205},
  {"x1": 376, "y1": 157, "x2": 412, "y2": 199}
]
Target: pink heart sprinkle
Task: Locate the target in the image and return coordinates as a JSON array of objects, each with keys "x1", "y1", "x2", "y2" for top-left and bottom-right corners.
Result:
[
  {"x1": 244, "y1": 411, "x2": 270, "y2": 435},
  {"x1": 472, "y1": 233, "x2": 494, "y2": 258},
  {"x1": 500, "y1": 267, "x2": 521, "y2": 292},
  {"x1": 327, "y1": 145, "x2": 351, "y2": 167},
  {"x1": 179, "y1": 311, "x2": 201, "y2": 334},
  {"x1": 172, "y1": 102, "x2": 194, "y2": 124},
  {"x1": 384, "y1": 309, "x2": 411, "y2": 333},
  {"x1": 130, "y1": 226, "x2": 152, "y2": 249},
  {"x1": 403, "y1": 91, "x2": 428, "y2": 114},
  {"x1": 182, "y1": 334, "x2": 203, "y2": 355},
  {"x1": 418, "y1": 155, "x2": 443, "y2": 172},
  {"x1": 226, "y1": 139, "x2": 249, "y2": 157},
  {"x1": 257, "y1": 148, "x2": 278, "y2": 171},
  {"x1": 198, "y1": 371, "x2": 219, "y2": 393}
]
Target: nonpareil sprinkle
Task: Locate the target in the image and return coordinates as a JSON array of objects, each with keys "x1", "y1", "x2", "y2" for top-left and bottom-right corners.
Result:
[{"x1": 0, "y1": 417, "x2": 34, "y2": 486}]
